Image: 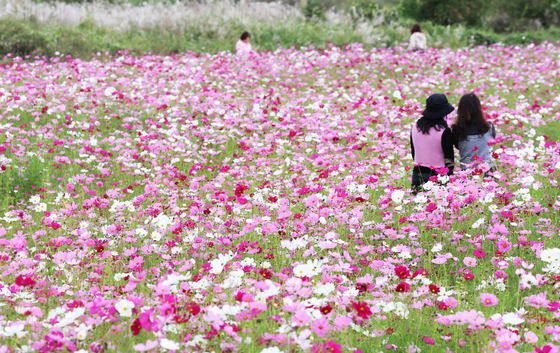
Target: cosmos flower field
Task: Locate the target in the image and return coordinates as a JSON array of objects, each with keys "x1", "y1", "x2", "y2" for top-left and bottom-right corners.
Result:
[{"x1": 0, "y1": 43, "x2": 560, "y2": 353}]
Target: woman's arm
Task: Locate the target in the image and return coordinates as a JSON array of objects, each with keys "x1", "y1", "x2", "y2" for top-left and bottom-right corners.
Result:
[
  {"x1": 441, "y1": 128, "x2": 455, "y2": 175},
  {"x1": 410, "y1": 132, "x2": 415, "y2": 160},
  {"x1": 450, "y1": 126, "x2": 459, "y2": 149}
]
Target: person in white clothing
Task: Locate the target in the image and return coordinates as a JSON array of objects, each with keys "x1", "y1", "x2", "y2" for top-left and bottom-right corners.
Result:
[
  {"x1": 236, "y1": 31, "x2": 253, "y2": 54},
  {"x1": 408, "y1": 24, "x2": 427, "y2": 51}
]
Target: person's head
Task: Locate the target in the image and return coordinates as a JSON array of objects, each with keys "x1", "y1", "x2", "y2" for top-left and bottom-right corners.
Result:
[
  {"x1": 410, "y1": 24, "x2": 422, "y2": 34},
  {"x1": 241, "y1": 31, "x2": 251, "y2": 42},
  {"x1": 453, "y1": 93, "x2": 490, "y2": 141},
  {"x1": 417, "y1": 93, "x2": 454, "y2": 134}
]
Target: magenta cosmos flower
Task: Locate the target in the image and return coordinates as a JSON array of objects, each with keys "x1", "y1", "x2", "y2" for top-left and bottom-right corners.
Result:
[{"x1": 480, "y1": 293, "x2": 499, "y2": 306}]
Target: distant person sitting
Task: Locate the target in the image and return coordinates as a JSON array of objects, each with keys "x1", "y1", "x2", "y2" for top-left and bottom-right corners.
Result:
[
  {"x1": 236, "y1": 31, "x2": 253, "y2": 54},
  {"x1": 408, "y1": 24, "x2": 427, "y2": 51}
]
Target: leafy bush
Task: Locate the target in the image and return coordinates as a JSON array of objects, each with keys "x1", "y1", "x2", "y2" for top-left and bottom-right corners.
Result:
[
  {"x1": 0, "y1": 16, "x2": 47, "y2": 56},
  {"x1": 398, "y1": 0, "x2": 419, "y2": 20},
  {"x1": 416, "y1": 0, "x2": 487, "y2": 26},
  {"x1": 462, "y1": 29, "x2": 499, "y2": 45},
  {"x1": 348, "y1": 0, "x2": 379, "y2": 20},
  {"x1": 303, "y1": 0, "x2": 325, "y2": 20}
]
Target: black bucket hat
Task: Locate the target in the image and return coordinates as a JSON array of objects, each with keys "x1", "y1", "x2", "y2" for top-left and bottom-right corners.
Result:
[{"x1": 422, "y1": 93, "x2": 454, "y2": 120}]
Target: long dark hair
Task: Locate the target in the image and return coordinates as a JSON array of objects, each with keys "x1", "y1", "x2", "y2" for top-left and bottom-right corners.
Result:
[
  {"x1": 410, "y1": 24, "x2": 422, "y2": 34},
  {"x1": 452, "y1": 93, "x2": 490, "y2": 141},
  {"x1": 240, "y1": 31, "x2": 251, "y2": 40},
  {"x1": 416, "y1": 117, "x2": 448, "y2": 135}
]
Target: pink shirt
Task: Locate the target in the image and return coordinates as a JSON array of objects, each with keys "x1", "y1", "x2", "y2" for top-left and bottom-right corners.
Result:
[
  {"x1": 411, "y1": 122, "x2": 446, "y2": 168},
  {"x1": 236, "y1": 40, "x2": 252, "y2": 54}
]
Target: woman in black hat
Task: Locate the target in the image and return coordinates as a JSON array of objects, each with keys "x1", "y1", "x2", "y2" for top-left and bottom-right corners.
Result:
[{"x1": 410, "y1": 93, "x2": 455, "y2": 192}]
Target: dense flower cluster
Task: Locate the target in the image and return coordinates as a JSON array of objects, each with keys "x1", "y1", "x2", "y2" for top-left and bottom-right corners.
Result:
[{"x1": 0, "y1": 43, "x2": 559, "y2": 352}]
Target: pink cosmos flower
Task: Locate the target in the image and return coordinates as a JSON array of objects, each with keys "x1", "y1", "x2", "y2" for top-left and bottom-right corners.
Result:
[
  {"x1": 463, "y1": 256, "x2": 477, "y2": 267},
  {"x1": 524, "y1": 331, "x2": 538, "y2": 344},
  {"x1": 549, "y1": 301, "x2": 560, "y2": 312},
  {"x1": 292, "y1": 310, "x2": 312, "y2": 326},
  {"x1": 444, "y1": 297, "x2": 458, "y2": 309},
  {"x1": 496, "y1": 240, "x2": 512, "y2": 252},
  {"x1": 480, "y1": 293, "x2": 499, "y2": 306},
  {"x1": 497, "y1": 341, "x2": 512, "y2": 351},
  {"x1": 324, "y1": 341, "x2": 342, "y2": 353},
  {"x1": 333, "y1": 316, "x2": 352, "y2": 329},
  {"x1": 524, "y1": 292, "x2": 550, "y2": 308},
  {"x1": 139, "y1": 309, "x2": 161, "y2": 332},
  {"x1": 106, "y1": 224, "x2": 118, "y2": 235},
  {"x1": 203, "y1": 311, "x2": 224, "y2": 330},
  {"x1": 133, "y1": 339, "x2": 158, "y2": 352},
  {"x1": 473, "y1": 248, "x2": 486, "y2": 258},
  {"x1": 235, "y1": 310, "x2": 253, "y2": 322},
  {"x1": 422, "y1": 336, "x2": 435, "y2": 345},
  {"x1": 310, "y1": 317, "x2": 332, "y2": 337}
]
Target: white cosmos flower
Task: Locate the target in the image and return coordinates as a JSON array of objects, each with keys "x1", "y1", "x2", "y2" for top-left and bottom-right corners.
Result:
[
  {"x1": 423, "y1": 181, "x2": 434, "y2": 191},
  {"x1": 437, "y1": 287, "x2": 453, "y2": 301},
  {"x1": 399, "y1": 251, "x2": 411, "y2": 259},
  {"x1": 2, "y1": 323, "x2": 27, "y2": 337},
  {"x1": 314, "y1": 282, "x2": 335, "y2": 295},
  {"x1": 501, "y1": 312, "x2": 525, "y2": 325},
  {"x1": 391, "y1": 190, "x2": 405, "y2": 204},
  {"x1": 293, "y1": 264, "x2": 314, "y2": 277},
  {"x1": 30, "y1": 195, "x2": 40, "y2": 204},
  {"x1": 431, "y1": 243, "x2": 443, "y2": 253},
  {"x1": 161, "y1": 338, "x2": 180, "y2": 350},
  {"x1": 471, "y1": 218, "x2": 484, "y2": 229},
  {"x1": 520, "y1": 273, "x2": 538, "y2": 289},
  {"x1": 151, "y1": 232, "x2": 162, "y2": 241},
  {"x1": 394, "y1": 302, "x2": 409, "y2": 318},
  {"x1": 541, "y1": 249, "x2": 560, "y2": 263},
  {"x1": 115, "y1": 299, "x2": 135, "y2": 317},
  {"x1": 76, "y1": 331, "x2": 87, "y2": 340},
  {"x1": 136, "y1": 228, "x2": 148, "y2": 237}
]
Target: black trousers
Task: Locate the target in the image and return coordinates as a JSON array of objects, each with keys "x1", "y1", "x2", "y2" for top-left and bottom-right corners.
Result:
[{"x1": 411, "y1": 168, "x2": 438, "y2": 193}]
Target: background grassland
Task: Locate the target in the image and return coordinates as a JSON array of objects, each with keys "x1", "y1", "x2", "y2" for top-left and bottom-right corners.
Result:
[{"x1": 0, "y1": 0, "x2": 560, "y2": 60}]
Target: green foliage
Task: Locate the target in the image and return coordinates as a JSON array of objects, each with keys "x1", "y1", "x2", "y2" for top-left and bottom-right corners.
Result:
[
  {"x1": 535, "y1": 119, "x2": 560, "y2": 142},
  {"x1": 0, "y1": 15, "x2": 559, "y2": 60},
  {"x1": 402, "y1": 0, "x2": 560, "y2": 29},
  {"x1": 416, "y1": 0, "x2": 487, "y2": 26},
  {"x1": 0, "y1": 156, "x2": 45, "y2": 205},
  {"x1": 0, "y1": 16, "x2": 48, "y2": 57},
  {"x1": 492, "y1": 0, "x2": 556, "y2": 25},
  {"x1": 349, "y1": 0, "x2": 379, "y2": 20},
  {"x1": 303, "y1": 0, "x2": 326, "y2": 19},
  {"x1": 398, "y1": 0, "x2": 419, "y2": 20},
  {"x1": 462, "y1": 29, "x2": 500, "y2": 45}
]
